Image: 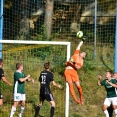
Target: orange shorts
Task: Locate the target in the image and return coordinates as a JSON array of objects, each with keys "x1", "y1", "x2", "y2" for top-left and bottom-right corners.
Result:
[{"x1": 64, "y1": 69, "x2": 79, "y2": 82}]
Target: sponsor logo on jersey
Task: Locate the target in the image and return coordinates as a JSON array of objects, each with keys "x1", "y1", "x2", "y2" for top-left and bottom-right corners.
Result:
[
  {"x1": 107, "y1": 86, "x2": 112, "y2": 88},
  {"x1": 41, "y1": 73, "x2": 47, "y2": 74},
  {"x1": 16, "y1": 96, "x2": 20, "y2": 100}
]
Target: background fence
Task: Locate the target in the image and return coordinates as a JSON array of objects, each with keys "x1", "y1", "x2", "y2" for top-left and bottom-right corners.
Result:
[{"x1": 0, "y1": 0, "x2": 116, "y2": 117}]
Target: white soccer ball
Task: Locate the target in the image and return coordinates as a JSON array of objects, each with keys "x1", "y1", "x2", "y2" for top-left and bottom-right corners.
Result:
[{"x1": 76, "y1": 31, "x2": 83, "y2": 38}]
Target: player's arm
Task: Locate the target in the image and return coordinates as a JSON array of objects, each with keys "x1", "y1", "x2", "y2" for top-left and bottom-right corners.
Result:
[
  {"x1": 106, "y1": 80, "x2": 117, "y2": 88},
  {"x1": 97, "y1": 75, "x2": 102, "y2": 86},
  {"x1": 19, "y1": 74, "x2": 30, "y2": 82},
  {"x1": 52, "y1": 81, "x2": 62, "y2": 89},
  {"x1": 51, "y1": 73, "x2": 62, "y2": 89},
  {"x1": 26, "y1": 77, "x2": 34, "y2": 83},
  {"x1": 1, "y1": 77, "x2": 12, "y2": 86},
  {"x1": 76, "y1": 41, "x2": 83, "y2": 50}
]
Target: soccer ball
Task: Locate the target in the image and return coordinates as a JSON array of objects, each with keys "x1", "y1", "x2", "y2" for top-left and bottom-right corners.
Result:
[{"x1": 76, "y1": 31, "x2": 83, "y2": 38}]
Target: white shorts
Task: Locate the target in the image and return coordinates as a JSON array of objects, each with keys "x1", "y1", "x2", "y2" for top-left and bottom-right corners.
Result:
[
  {"x1": 104, "y1": 97, "x2": 117, "y2": 106},
  {"x1": 14, "y1": 93, "x2": 26, "y2": 101}
]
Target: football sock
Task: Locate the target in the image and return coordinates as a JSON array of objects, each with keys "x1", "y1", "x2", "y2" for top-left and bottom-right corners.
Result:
[
  {"x1": 19, "y1": 106, "x2": 25, "y2": 115},
  {"x1": 114, "y1": 109, "x2": 117, "y2": 117},
  {"x1": 76, "y1": 85, "x2": 84, "y2": 105},
  {"x1": 34, "y1": 105, "x2": 41, "y2": 117},
  {"x1": 104, "y1": 110, "x2": 109, "y2": 117},
  {"x1": 50, "y1": 106, "x2": 55, "y2": 117},
  {"x1": 69, "y1": 83, "x2": 80, "y2": 104},
  {"x1": 10, "y1": 106, "x2": 16, "y2": 117}
]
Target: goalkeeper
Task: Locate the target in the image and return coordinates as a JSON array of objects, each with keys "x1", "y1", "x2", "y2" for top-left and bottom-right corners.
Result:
[{"x1": 64, "y1": 37, "x2": 86, "y2": 105}]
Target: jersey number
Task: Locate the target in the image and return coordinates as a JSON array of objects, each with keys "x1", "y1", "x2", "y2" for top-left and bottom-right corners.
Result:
[{"x1": 41, "y1": 75, "x2": 46, "y2": 84}]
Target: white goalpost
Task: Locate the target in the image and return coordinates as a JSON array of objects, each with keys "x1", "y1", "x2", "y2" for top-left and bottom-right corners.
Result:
[{"x1": 0, "y1": 40, "x2": 71, "y2": 117}]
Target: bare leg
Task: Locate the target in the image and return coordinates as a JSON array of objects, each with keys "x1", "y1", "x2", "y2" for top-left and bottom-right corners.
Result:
[
  {"x1": 19, "y1": 101, "x2": 26, "y2": 116},
  {"x1": 10, "y1": 101, "x2": 19, "y2": 117},
  {"x1": 103, "y1": 105, "x2": 109, "y2": 117},
  {"x1": 113, "y1": 105, "x2": 117, "y2": 117},
  {"x1": 0, "y1": 99, "x2": 3, "y2": 106}
]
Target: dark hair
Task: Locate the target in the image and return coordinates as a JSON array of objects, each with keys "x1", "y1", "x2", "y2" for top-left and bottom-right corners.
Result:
[
  {"x1": 44, "y1": 62, "x2": 50, "y2": 69},
  {"x1": 106, "y1": 70, "x2": 113, "y2": 76},
  {"x1": 16, "y1": 62, "x2": 23, "y2": 70},
  {"x1": 0, "y1": 59, "x2": 3, "y2": 65}
]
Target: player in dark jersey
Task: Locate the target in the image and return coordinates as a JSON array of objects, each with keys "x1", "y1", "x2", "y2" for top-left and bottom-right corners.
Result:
[
  {"x1": 98, "y1": 71, "x2": 117, "y2": 117},
  {"x1": 34, "y1": 62, "x2": 62, "y2": 117},
  {"x1": 0, "y1": 59, "x2": 12, "y2": 106}
]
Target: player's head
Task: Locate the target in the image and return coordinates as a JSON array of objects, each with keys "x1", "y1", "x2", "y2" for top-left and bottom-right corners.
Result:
[
  {"x1": 16, "y1": 62, "x2": 23, "y2": 71},
  {"x1": 113, "y1": 73, "x2": 117, "y2": 80},
  {"x1": 44, "y1": 62, "x2": 50, "y2": 70},
  {"x1": 106, "y1": 70, "x2": 113, "y2": 78},
  {"x1": 80, "y1": 52, "x2": 86, "y2": 59},
  {"x1": 0, "y1": 59, "x2": 3, "y2": 67}
]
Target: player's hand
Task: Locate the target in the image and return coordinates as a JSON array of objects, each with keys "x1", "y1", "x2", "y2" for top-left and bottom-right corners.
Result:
[
  {"x1": 98, "y1": 75, "x2": 102, "y2": 80},
  {"x1": 27, "y1": 74, "x2": 30, "y2": 78},
  {"x1": 106, "y1": 80, "x2": 109, "y2": 83},
  {"x1": 74, "y1": 64, "x2": 80, "y2": 70},
  {"x1": 58, "y1": 84, "x2": 62, "y2": 89},
  {"x1": 82, "y1": 35, "x2": 87, "y2": 42},
  {"x1": 9, "y1": 83, "x2": 12, "y2": 86},
  {"x1": 106, "y1": 80, "x2": 111, "y2": 84},
  {"x1": 31, "y1": 79, "x2": 34, "y2": 84}
]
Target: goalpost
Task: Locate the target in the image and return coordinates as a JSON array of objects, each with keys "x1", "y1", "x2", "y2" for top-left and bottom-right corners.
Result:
[{"x1": 0, "y1": 40, "x2": 70, "y2": 117}]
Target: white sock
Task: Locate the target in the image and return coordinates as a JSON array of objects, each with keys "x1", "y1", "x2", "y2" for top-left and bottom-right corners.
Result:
[
  {"x1": 10, "y1": 106, "x2": 16, "y2": 117},
  {"x1": 19, "y1": 106, "x2": 25, "y2": 115},
  {"x1": 104, "y1": 110, "x2": 109, "y2": 117},
  {"x1": 114, "y1": 109, "x2": 117, "y2": 117}
]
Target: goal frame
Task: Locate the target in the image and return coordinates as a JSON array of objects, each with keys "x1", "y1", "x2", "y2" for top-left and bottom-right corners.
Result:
[{"x1": 0, "y1": 40, "x2": 71, "y2": 117}]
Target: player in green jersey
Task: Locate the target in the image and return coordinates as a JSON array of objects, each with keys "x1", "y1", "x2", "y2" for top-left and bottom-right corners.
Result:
[
  {"x1": 107, "y1": 73, "x2": 117, "y2": 88},
  {"x1": 10, "y1": 62, "x2": 34, "y2": 117},
  {"x1": 106, "y1": 73, "x2": 117, "y2": 117},
  {"x1": 98, "y1": 70, "x2": 117, "y2": 117}
]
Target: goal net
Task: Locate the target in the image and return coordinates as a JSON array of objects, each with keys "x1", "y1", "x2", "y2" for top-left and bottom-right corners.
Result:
[{"x1": 0, "y1": 40, "x2": 70, "y2": 117}]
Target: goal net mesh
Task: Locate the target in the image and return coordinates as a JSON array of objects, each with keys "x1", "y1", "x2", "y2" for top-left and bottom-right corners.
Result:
[{"x1": 0, "y1": 43, "x2": 67, "y2": 117}]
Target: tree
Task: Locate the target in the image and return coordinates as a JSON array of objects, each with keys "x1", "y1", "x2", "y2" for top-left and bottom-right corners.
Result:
[{"x1": 44, "y1": 0, "x2": 54, "y2": 40}]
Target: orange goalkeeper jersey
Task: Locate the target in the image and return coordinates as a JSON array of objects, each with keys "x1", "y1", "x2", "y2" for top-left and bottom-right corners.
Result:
[{"x1": 66, "y1": 50, "x2": 83, "y2": 69}]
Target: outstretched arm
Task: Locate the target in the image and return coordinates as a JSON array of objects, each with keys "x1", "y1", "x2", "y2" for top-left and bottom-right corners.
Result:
[
  {"x1": 106, "y1": 80, "x2": 117, "y2": 88},
  {"x1": 76, "y1": 41, "x2": 83, "y2": 50}
]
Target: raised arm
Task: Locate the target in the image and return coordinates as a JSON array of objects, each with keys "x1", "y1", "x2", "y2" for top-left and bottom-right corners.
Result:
[
  {"x1": 97, "y1": 75, "x2": 102, "y2": 86},
  {"x1": 76, "y1": 41, "x2": 83, "y2": 50}
]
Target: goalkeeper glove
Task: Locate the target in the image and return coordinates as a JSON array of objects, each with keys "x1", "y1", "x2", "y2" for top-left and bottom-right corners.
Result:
[{"x1": 82, "y1": 35, "x2": 87, "y2": 42}]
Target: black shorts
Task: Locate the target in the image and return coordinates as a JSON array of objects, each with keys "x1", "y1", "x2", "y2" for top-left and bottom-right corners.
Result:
[
  {"x1": 40, "y1": 87, "x2": 54, "y2": 102},
  {"x1": 0, "y1": 92, "x2": 3, "y2": 99}
]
